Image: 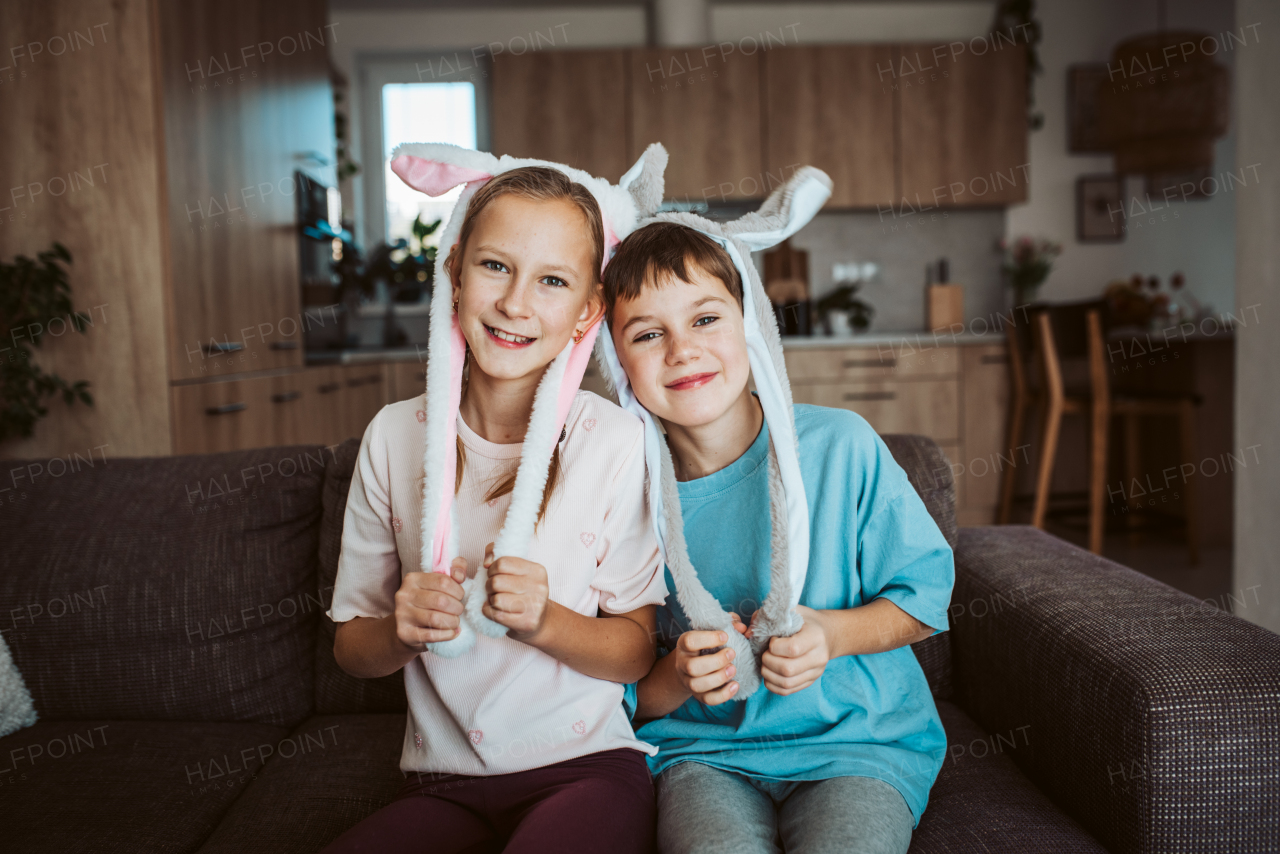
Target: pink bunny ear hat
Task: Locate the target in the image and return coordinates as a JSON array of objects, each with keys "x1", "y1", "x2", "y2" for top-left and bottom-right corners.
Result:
[
  {"x1": 388, "y1": 142, "x2": 669, "y2": 657},
  {"x1": 595, "y1": 166, "x2": 833, "y2": 697}
]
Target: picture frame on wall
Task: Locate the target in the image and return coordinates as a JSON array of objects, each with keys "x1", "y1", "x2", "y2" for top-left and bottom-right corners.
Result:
[
  {"x1": 1068, "y1": 64, "x2": 1111, "y2": 153},
  {"x1": 1077, "y1": 175, "x2": 1126, "y2": 242}
]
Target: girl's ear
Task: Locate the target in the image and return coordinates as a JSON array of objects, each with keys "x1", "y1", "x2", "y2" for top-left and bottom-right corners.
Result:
[{"x1": 577, "y1": 282, "x2": 607, "y2": 331}]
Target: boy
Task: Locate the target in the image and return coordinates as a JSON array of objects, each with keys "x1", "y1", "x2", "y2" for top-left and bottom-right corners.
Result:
[{"x1": 602, "y1": 221, "x2": 955, "y2": 854}]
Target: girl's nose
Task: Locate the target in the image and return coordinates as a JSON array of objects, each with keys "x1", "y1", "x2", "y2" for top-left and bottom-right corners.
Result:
[{"x1": 494, "y1": 276, "x2": 535, "y2": 319}]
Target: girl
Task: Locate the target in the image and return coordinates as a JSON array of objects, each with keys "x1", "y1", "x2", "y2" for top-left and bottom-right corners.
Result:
[{"x1": 322, "y1": 145, "x2": 671, "y2": 854}]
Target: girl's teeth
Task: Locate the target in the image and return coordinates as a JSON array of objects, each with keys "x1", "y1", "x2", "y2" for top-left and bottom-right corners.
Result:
[{"x1": 489, "y1": 326, "x2": 533, "y2": 344}]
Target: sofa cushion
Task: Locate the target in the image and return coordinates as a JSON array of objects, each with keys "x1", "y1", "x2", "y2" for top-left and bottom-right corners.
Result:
[
  {"x1": 881, "y1": 434, "x2": 956, "y2": 702},
  {"x1": 194, "y1": 713, "x2": 406, "y2": 854},
  {"x1": 0, "y1": 718, "x2": 288, "y2": 853},
  {"x1": 314, "y1": 438, "x2": 408, "y2": 714},
  {"x1": 0, "y1": 446, "x2": 328, "y2": 727},
  {"x1": 909, "y1": 701, "x2": 1107, "y2": 853}
]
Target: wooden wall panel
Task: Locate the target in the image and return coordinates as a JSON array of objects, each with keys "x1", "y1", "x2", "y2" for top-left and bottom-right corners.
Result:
[
  {"x1": 763, "y1": 45, "x2": 897, "y2": 208},
  {"x1": 492, "y1": 50, "x2": 630, "y2": 181},
  {"x1": 0, "y1": 0, "x2": 173, "y2": 459}
]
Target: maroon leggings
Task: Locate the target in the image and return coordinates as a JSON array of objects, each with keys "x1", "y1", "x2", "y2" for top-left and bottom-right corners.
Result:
[{"x1": 319, "y1": 748, "x2": 656, "y2": 854}]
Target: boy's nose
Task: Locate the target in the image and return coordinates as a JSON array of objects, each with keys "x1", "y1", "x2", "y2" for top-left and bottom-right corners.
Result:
[{"x1": 666, "y1": 331, "x2": 699, "y2": 364}]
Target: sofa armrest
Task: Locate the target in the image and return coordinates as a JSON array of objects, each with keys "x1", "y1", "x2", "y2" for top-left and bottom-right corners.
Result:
[{"x1": 951, "y1": 526, "x2": 1280, "y2": 854}]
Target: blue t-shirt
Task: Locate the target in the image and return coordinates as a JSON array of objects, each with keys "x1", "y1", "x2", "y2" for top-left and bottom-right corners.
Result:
[{"x1": 625, "y1": 404, "x2": 954, "y2": 825}]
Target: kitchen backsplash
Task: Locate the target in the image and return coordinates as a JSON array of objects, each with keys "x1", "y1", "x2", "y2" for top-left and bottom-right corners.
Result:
[{"x1": 783, "y1": 208, "x2": 1008, "y2": 333}]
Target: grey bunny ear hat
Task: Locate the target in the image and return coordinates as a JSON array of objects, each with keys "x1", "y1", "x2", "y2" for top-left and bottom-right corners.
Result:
[
  {"x1": 386, "y1": 141, "x2": 669, "y2": 659},
  {"x1": 596, "y1": 167, "x2": 834, "y2": 697}
]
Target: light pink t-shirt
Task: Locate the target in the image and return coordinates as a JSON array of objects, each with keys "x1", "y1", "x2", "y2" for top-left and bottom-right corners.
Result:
[{"x1": 327, "y1": 390, "x2": 666, "y2": 776}]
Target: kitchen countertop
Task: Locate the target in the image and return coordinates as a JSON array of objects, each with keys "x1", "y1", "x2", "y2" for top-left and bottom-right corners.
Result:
[{"x1": 307, "y1": 330, "x2": 1009, "y2": 366}]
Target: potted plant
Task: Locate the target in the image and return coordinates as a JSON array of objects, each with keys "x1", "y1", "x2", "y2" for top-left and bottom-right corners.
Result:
[
  {"x1": 1000, "y1": 236, "x2": 1062, "y2": 308},
  {"x1": 0, "y1": 242, "x2": 94, "y2": 442},
  {"x1": 816, "y1": 282, "x2": 874, "y2": 334}
]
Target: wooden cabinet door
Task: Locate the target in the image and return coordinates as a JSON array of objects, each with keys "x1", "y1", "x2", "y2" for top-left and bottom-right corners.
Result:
[
  {"x1": 172, "y1": 376, "x2": 276, "y2": 455},
  {"x1": 304, "y1": 366, "x2": 346, "y2": 447},
  {"x1": 630, "y1": 47, "x2": 763, "y2": 201},
  {"x1": 491, "y1": 50, "x2": 630, "y2": 180},
  {"x1": 763, "y1": 46, "x2": 896, "y2": 208},
  {"x1": 897, "y1": 44, "x2": 1027, "y2": 207},
  {"x1": 389, "y1": 360, "x2": 428, "y2": 403},
  {"x1": 157, "y1": 0, "x2": 334, "y2": 381},
  {"x1": 338, "y1": 365, "x2": 390, "y2": 443},
  {"x1": 793, "y1": 378, "x2": 960, "y2": 443},
  {"x1": 958, "y1": 344, "x2": 1011, "y2": 524}
]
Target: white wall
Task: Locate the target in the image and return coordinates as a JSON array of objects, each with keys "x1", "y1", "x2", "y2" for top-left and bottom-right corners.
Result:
[
  {"x1": 1233, "y1": 0, "x2": 1280, "y2": 634},
  {"x1": 1006, "y1": 0, "x2": 1239, "y2": 316}
]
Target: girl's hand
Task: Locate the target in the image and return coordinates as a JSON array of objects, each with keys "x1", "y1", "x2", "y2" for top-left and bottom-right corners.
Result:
[
  {"x1": 760, "y1": 605, "x2": 832, "y2": 696},
  {"x1": 481, "y1": 543, "x2": 551, "y2": 641},
  {"x1": 673, "y1": 630, "x2": 739, "y2": 705},
  {"x1": 393, "y1": 558, "x2": 468, "y2": 650}
]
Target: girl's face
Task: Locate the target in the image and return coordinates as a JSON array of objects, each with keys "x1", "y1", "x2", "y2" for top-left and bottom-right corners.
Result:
[{"x1": 452, "y1": 194, "x2": 603, "y2": 382}]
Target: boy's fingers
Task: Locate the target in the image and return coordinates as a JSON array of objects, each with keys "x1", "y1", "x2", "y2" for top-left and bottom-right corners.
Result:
[
  {"x1": 683, "y1": 648, "x2": 733, "y2": 679},
  {"x1": 679, "y1": 630, "x2": 728, "y2": 653},
  {"x1": 689, "y1": 663, "x2": 736, "y2": 695},
  {"x1": 699, "y1": 680, "x2": 740, "y2": 706}
]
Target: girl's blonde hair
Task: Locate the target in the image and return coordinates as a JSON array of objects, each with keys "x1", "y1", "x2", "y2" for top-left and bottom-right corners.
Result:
[{"x1": 444, "y1": 167, "x2": 605, "y2": 523}]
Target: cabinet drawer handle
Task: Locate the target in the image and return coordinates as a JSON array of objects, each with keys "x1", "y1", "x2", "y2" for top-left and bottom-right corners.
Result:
[
  {"x1": 272, "y1": 391, "x2": 302, "y2": 403},
  {"x1": 206, "y1": 402, "x2": 247, "y2": 415},
  {"x1": 346, "y1": 375, "x2": 383, "y2": 387},
  {"x1": 270, "y1": 340, "x2": 299, "y2": 351},
  {"x1": 844, "y1": 358, "x2": 893, "y2": 369},
  {"x1": 318, "y1": 382, "x2": 341, "y2": 394},
  {"x1": 203, "y1": 341, "x2": 245, "y2": 355},
  {"x1": 842, "y1": 391, "x2": 896, "y2": 402},
  {"x1": 980, "y1": 354, "x2": 1009, "y2": 365}
]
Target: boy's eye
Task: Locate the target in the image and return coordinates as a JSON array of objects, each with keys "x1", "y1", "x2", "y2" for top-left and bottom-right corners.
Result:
[
  {"x1": 541, "y1": 276, "x2": 568, "y2": 288},
  {"x1": 693, "y1": 315, "x2": 719, "y2": 327},
  {"x1": 482, "y1": 260, "x2": 509, "y2": 273}
]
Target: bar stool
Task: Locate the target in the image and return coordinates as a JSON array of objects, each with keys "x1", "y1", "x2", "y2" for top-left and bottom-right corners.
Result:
[{"x1": 997, "y1": 300, "x2": 1200, "y2": 561}]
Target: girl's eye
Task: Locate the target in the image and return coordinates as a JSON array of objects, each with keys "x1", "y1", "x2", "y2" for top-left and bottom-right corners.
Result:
[
  {"x1": 633, "y1": 331, "x2": 660, "y2": 343},
  {"x1": 482, "y1": 260, "x2": 508, "y2": 273},
  {"x1": 541, "y1": 276, "x2": 568, "y2": 288},
  {"x1": 693, "y1": 315, "x2": 719, "y2": 327}
]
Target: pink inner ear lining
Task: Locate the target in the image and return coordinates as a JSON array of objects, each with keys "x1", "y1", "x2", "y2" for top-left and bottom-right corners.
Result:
[{"x1": 391, "y1": 155, "x2": 492, "y2": 197}]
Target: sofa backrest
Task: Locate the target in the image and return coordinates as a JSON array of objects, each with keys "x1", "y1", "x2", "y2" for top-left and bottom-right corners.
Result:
[
  {"x1": 313, "y1": 432, "x2": 957, "y2": 710},
  {"x1": 0, "y1": 445, "x2": 332, "y2": 728}
]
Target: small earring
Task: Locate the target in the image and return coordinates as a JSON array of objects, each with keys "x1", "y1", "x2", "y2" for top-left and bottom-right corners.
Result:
[
  {"x1": 572, "y1": 329, "x2": 584, "y2": 344},
  {"x1": 451, "y1": 294, "x2": 459, "y2": 314}
]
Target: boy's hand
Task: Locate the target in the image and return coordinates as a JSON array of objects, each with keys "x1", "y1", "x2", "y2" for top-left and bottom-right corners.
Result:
[
  {"x1": 761, "y1": 605, "x2": 832, "y2": 696},
  {"x1": 394, "y1": 558, "x2": 467, "y2": 649},
  {"x1": 481, "y1": 543, "x2": 551, "y2": 641},
  {"x1": 673, "y1": 629, "x2": 740, "y2": 705}
]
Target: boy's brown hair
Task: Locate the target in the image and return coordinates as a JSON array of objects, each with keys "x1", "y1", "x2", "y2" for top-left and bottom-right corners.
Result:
[{"x1": 602, "y1": 221, "x2": 743, "y2": 323}]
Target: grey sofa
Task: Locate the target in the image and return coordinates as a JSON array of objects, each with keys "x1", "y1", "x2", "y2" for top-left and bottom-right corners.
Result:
[{"x1": 1, "y1": 434, "x2": 1276, "y2": 853}]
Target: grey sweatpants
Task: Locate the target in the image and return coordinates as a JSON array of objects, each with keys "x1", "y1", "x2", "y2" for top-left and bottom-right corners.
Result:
[{"x1": 655, "y1": 761, "x2": 914, "y2": 854}]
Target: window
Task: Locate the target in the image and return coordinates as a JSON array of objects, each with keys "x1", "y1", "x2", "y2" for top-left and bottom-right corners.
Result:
[{"x1": 358, "y1": 54, "x2": 491, "y2": 251}]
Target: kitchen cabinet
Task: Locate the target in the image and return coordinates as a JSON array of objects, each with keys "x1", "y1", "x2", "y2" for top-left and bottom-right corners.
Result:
[
  {"x1": 762, "y1": 46, "x2": 897, "y2": 208},
  {"x1": 157, "y1": 0, "x2": 334, "y2": 381},
  {"x1": 629, "y1": 47, "x2": 763, "y2": 201},
  {"x1": 785, "y1": 341, "x2": 1008, "y2": 526},
  {"x1": 389, "y1": 360, "x2": 428, "y2": 403},
  {"x1": 491, "y1": 50, "x2": 631, "y2": 180},
  {"x1": 897, "y1": 44, "x2": 1028, "y2": 206}
]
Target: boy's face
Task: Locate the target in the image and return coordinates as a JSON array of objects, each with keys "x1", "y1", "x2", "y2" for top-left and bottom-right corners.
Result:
[{"x1": 610, "y1": 262, "x2": 751, "y2": 430}]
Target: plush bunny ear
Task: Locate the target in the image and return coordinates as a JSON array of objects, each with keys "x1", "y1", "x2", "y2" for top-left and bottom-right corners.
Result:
[
  {"x1": 389, "y1": 143, "x2": 500, "y2": 196},
  {"x1": 619, "y1": 143, "x2": 668, "y2": 219},
  {"x1": 722, "y1": 166, "x2": 832, "y2": 252}
]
